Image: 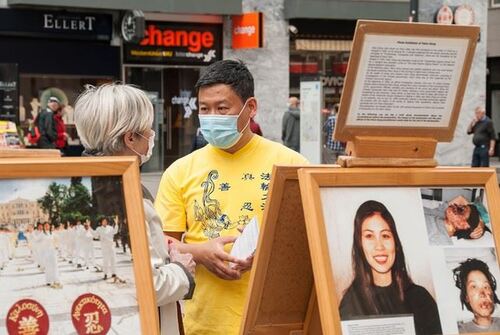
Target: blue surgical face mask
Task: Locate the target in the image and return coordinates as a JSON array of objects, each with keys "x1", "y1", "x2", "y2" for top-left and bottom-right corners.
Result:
[{"x1": 199, "y1": 100, "x2": 250, "y2": 149}]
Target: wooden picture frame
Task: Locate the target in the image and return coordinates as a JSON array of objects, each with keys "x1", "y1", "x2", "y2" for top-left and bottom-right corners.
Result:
[
  {"x1": 0, "y1": 157, "x2": 158, "y2": 334},
  {"x1": 334, "y1": 20, "x2": 479, "y2": 143},
  {"x1": 298, "y1": 166, "x2": 500, "y2": 335},
  {"x1": 241, "y1": 165, "x2": 322, "y2": 335}
]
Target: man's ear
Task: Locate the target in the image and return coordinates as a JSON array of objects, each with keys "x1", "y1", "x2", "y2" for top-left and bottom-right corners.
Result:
[{"x1": 247, "y1": 97, "x2": 257, "y2": 118}]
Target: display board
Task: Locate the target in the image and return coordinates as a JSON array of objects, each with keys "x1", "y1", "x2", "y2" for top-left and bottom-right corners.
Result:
[
  {"x1": 240, "y1": 165, "x2": 321, "y2": 335},
  {"x1": 298, "y1": 167, "x2": 500, "y2": 335},
  {"x1": 0, "y1": 157, "x2": 158, "y2": 335},
  {"x1": 334, "y1": 20, "x2": 479, "y2": 142}
]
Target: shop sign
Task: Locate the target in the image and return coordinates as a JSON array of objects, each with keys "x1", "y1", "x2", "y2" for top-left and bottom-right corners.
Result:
[
  {"x1": 0, "y1": 9, "x2": 112, "y2": 41},
  {"x1": 123, "y1": 21, "x2": 222, "y2": 65},
  {"x1": 121, "y1": 10, "x2": 145, "y2": 43},
  {"x1": 320, "y1": 75, "x2": 344, "y2": 88},
  {"x1": 171, "y1": 90, "x2": 197, "y2": 118},
  {"x1": 232, "y1": 12, "x2": 263, "y2": 49},
  {"x1": 0, "y1": 63, "x2": 19, "y2": 124}
]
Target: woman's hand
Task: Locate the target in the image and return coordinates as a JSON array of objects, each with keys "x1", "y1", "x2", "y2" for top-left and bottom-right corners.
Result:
[{"x1": 170, "y1": 247, "x2": 196, "y2": 277}]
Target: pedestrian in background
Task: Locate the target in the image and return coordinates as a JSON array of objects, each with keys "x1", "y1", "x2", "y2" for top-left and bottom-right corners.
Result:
[
  {"x1": 322, "y1": 103, "x2": 345, "y2": 164},
  {"x1": 54, "y1": 105, "x2": 68, "y2": 154},
  {"x1": 467, "y1": 106, "x2": 496, "y2": 167},
  {"x1": 250, "y1": 117, "x2": 263, "y2": 136},
  {"x1": 282, "y1": 96, "x2": 301, "y2": 152},
  {"x1": 38, "y1": 96, "x2": 59, "y2": 149}
]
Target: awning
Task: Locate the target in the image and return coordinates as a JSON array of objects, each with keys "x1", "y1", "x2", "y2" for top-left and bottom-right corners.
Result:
[
  {"x1": 7, "y1": 0, "x2": 242, "y2": 15},
  {"x1": 295, "y1": 39, "x2": 352, "y2": 51},
  {"x1": 285, "y1": 0, "x2": 409, "y2": 20}
]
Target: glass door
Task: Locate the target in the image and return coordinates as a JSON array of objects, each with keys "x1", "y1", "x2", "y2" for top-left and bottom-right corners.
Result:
[
  {"x1": 124, "y1": 66, "x2": 201, "y2": 171},
  {"x1": 163, "y1": 68, "x2": 200, "y2": 168},
  {"x1": 125, "y1": 67, "x2": 164, "y2": 172}
]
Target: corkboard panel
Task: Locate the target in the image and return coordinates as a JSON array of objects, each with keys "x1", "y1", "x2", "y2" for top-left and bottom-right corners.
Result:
[
  {"x1": 256, "y1": 179, "x2": 314, "y2": 324},
  {"x1": 241, "y1": 166, "x2": 317, "y2": 335}
]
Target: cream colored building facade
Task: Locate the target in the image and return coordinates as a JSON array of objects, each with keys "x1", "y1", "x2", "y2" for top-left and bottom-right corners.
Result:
[{"x1": 0, "y1": 198, "x2": 48, "y2": 230}]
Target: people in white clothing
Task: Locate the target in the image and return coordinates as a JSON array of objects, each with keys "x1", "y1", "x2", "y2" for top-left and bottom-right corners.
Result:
[
  {"x1": 80, "y1": 220, "x2": 96, "y2": 270},
  {"x1": 66, "y1": 221, "x2": 77, "y2": 264},
  {"x1": 95, "y1": 217, "x2": 119, "y2": 279},
  {"x1": 74, "y1": 220, "x2": 85, "y2": 267},
  {"x1": 0, "y1": 228, "x2": 10, "y2": 270},
  {"x1": 30, "y1": 223, "x2": 45, "y2": 269},
  {"x1": 41, "y1": 222, "x2": 61, "y2": 288}
]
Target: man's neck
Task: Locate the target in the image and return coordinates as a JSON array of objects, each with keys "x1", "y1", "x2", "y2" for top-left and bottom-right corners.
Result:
[{"x1": 223, "y1": 128, "x2": 254, "y2": 154}]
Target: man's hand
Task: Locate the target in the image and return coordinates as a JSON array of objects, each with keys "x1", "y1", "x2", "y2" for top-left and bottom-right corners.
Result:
[
  {"x1": 469, "y1": 220, "x2": 485, "y2": 239},
  {"x1": 194, "y1": 236, "x2": 246, "y2": 280},
  {"x1": 232, "y1": 254, "x2": 254, "y2": 273},
  {"x1": 489, "y1": 148, "x2": 495, "y2": 157}
]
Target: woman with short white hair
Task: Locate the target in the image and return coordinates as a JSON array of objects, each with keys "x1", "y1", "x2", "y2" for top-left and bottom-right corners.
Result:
[{"x1": 74, "y1": 83, "x2": 195, "y2": 335}]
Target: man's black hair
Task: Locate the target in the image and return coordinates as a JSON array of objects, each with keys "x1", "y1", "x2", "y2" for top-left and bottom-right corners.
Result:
[
  {"x1": 195, "y1": 59, "x2": 254, "y2": 102},
  {"x1": 453, "y1": 258, "x2": 500, "y2": 312}
]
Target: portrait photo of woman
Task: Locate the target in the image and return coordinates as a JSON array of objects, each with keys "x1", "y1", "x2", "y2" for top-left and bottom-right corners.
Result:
[{"x1": 339, "y1": 200, "x2": 442, "y2": 335}]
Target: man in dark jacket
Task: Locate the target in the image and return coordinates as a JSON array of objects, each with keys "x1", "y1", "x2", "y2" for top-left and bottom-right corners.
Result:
[
  {"x1": 282, "y1": 96, "x2": 300, "y2": 152},
  {"x1": 467, "y1": 106, "x2": 496, "y2": 167},
  {"x1": 38, "y1": 96, "x2": 59, "y2": 148}
]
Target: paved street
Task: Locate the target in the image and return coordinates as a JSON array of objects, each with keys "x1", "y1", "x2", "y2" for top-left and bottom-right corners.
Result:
[{"x1": 0, "y1": 239, "x2": 141, "y2": 334}]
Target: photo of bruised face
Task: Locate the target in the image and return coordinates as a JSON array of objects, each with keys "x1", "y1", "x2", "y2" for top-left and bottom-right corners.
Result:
[
  {"x1": 466, "y1": 270, "x2": 495, "y2": 318},
  {"x1": 453, "y1": 257, "x2": 500, "y2": 332}
]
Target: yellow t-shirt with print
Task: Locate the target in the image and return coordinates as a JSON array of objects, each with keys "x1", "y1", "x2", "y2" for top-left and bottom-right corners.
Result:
[{"x1": 155, "y1": 135, "x2": 308, "y2": 335}]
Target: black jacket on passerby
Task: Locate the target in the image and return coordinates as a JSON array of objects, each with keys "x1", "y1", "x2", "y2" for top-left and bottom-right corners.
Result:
[
  {"x1": 467, "y1": 116, "x2": 496, "y2": 147},
  {"x1": 282, "y1": 107, "x2": 300, "y2": 152},
  {"x1": 37, "y1": 109, "x2": 57, "y2": 148}
]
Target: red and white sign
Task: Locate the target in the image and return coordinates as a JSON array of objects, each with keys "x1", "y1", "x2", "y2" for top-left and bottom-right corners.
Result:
[
  {"x1": 6, "y1": 299, "x2": 49, "y2": 335},
  {"x1": 232, "y1": 12, "x2": 263, "y2": 49},
  {"x1": 71, "y1": 293, "x2": 111, "y2": 335}
]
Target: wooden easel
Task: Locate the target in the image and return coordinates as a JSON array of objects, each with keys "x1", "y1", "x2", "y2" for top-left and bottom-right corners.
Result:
[
  {"x1": 240, "y1": 166, "x2": 322, "y2": 335},
  {"x1": 0, "y1": 148, "x2": 61, "y2": 158},
  {"x1": 332, "y1": 20, "x2": 479, "y2": 168},
  {"x1": 241, "y1": 20, "x2": 480, "y2": 335},
  {"x1": 338, "y1": 136, "x2": 437, "y2": 167}
]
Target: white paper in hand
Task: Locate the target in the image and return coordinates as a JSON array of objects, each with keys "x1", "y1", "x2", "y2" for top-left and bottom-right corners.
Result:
[{"x1": 229, "y1": 217, "x2": 260, "y2": 268}]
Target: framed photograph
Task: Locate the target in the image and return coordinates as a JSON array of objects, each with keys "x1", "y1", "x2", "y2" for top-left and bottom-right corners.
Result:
[
  {"x1": 241, "y1": 165, "x2": 320, "y2": 335},
  {"x1": 492, "y1": 0, "x2": 500, "y2": 9},
  {"x1": 0, "y1": 157, "x2": 158, "y2": 334},
  {"x1": 298, "y1": 167, "x2": 500, "y2": 335},
  {"x1": 334, "y1": 20, "x2": 479, "y2": 142}
]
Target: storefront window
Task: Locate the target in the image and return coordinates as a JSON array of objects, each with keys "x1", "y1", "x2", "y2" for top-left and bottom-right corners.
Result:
[
  {"x1": 19, "y1": 74, "x2": 113, "y2": 150},
  {"x1": 290, "y1": 49, "x2": 350, "y2": 107}
]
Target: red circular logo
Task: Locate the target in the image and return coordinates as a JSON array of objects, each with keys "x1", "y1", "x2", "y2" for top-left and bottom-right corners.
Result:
[
  {"x1": 71, "y1": 293, "x2": 111, "y2": 335},
  {"x1": 6, "y1": 299, "x2": 49, "y2": 335}
]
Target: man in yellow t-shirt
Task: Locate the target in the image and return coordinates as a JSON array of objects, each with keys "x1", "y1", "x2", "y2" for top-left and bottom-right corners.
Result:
[{"x1": 155, "y1": 60, "x2": 308, "y2": 335}]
